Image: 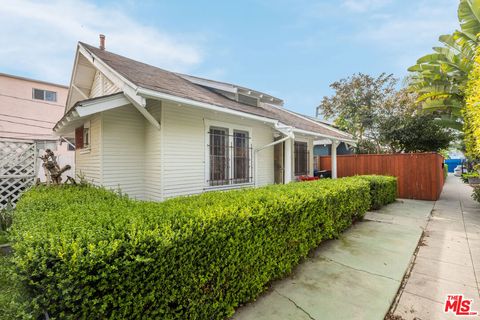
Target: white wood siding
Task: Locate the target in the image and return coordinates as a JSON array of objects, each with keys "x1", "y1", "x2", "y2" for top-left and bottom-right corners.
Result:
[
  {"x1": 89, "y1": 70, "x2": 120, "y2": 98},
  {"x1": 75, "y1": 100, "x2": 276, "y2": 201},
  {"x1": 161, "y1": 102, "x2": 275, "y2": 199},
  {"x1": 101, "y1": 105, "x2": 146, "y2": 199},
  {"x1": 75, "y1": 114, "x2": 102, "y2": 184},
  {"x1": 144, "y1": 100, "x2": 162, "y2": 201}
]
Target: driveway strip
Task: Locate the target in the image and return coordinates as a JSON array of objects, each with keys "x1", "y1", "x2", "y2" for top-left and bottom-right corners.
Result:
[{"x1": 232, "y1": 198, "x2": 433, "y2": 320}]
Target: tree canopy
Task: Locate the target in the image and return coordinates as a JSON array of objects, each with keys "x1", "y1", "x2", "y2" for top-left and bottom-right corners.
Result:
[
  {"x1": 382, "y1": 114, "x2": 454, "y2": 153},
  {"x1": 317, "y1": 73, "x2": 454, "y2": 154},
  {"x1": 408, "y1": 0, "x2": 480, "y2": 132}
]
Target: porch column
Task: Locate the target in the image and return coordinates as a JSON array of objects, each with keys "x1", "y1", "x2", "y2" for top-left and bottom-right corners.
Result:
[
  {"x1": 331, "y1": 140, "x2": 339, "y2": 179},
  {"x1": 284, "y1": 138, "x2": 293, "y2": 183}
]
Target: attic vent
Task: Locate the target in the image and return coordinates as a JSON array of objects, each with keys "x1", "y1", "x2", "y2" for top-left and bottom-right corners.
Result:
[{"x1": 238, "y1": 94, "x2": 258, "y2": 107}]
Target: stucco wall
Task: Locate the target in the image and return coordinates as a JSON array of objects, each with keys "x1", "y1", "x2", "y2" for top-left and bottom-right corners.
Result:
[
  {"x1": 0, "y1": 73, "x2": 75, "y2": 181},
  {"x1": 0, "y1": 74, "x2": 68, "y2": 140}
]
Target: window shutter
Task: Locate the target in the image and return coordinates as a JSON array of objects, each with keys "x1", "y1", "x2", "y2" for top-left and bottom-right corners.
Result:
[{"x1": 75, "y1": 126, "x2": 84, "y2": 149}]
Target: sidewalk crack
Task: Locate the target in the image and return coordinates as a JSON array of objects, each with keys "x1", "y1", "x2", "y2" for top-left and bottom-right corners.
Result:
[
  {"x1": 321, "y1": 256, "x2": 401, "y2": 282},
  {"x1": 274, "y1": 289, "x2": 317, "y2": 320}
]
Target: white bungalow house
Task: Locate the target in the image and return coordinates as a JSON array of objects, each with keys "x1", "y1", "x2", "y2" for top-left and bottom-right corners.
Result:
[{"x1": 54, "y1": 38, "x2": 354, "y2": 201}]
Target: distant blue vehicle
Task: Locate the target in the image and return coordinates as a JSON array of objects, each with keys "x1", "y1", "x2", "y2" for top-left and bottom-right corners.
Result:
[{"x1": 445, "y1": 159, "x2": 463, "y2": 173}]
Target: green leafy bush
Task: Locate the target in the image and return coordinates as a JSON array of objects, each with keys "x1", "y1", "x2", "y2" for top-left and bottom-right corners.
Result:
[
  {"x1": 0, "y1": 232, "x2": 8, "y2": 245},
  {"x1": 472, "y1": 186, "x2": 480, "y2": 203},
  {"x1": 0, "y1": 255, "x2": 39, "y2": 320},
  {"x1": 11, "y1": 176, "x2": 394, "y2": 319},
  {"x1": 444, "y1": 164, "x2": 448, "y2": 180},
  {"x1": 461, "y1": 172, "x2": 479, "y2": 183},
  {"x1": 356, "y1": 175, "x2": 397, "y2": 209}
]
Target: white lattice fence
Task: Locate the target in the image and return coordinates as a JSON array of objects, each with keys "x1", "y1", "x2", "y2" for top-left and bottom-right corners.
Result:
[{"x1": 0, "y1": 139, "x2": 37, "y2": 209}]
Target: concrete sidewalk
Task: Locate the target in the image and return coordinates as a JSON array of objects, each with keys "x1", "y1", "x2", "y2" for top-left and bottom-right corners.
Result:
[
  {"x1": 232, "y1": 198, "x2": 434, "y2": 320},
  {"x1": 391, "y1": 175, "x2": 480, "y2": 320}
]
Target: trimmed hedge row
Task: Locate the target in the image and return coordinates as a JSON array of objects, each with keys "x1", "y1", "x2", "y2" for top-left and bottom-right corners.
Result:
[
  {"x1": 357, "y1": 175, "x2": 397, "y2": 209},
  {"x1": 11, "y1": 176, "x2": 396, "y2": 319}
]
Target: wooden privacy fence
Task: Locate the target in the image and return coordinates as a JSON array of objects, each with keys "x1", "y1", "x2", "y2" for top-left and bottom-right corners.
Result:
[{"x1": 315, "y1": 153, "x2": 444, "y2": 200}]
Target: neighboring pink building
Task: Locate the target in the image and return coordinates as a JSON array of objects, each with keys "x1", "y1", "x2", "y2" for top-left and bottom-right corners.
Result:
[{"x1": 0, "y1": 72, "x2": 74, "y2": 180}]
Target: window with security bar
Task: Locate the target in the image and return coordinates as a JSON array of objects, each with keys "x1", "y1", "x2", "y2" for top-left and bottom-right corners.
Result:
[
  {"x1": 233, "y1": 130, "x2": 250, "y2": 183},
  {"x1": 209, "y1": 127, "x2": 229, "y2": 186},
  {"x1": 294, "y1": 141, "x2": 309, "y2": 176},
  {"x1": 208, "y1": 126, "x2": 252, "y2": 186}
]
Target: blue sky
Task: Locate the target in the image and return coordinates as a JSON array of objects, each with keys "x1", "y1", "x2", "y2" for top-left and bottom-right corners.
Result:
[{"x1": 0, "y1": 0, "x2": 459, "y2": 116}]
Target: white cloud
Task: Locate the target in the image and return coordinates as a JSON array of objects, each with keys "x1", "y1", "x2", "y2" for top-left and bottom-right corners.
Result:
[
  {"x1": 362, "y1": 3, "x2": 458, "y2": 46},
  {"x1": 0, "y1": 0, "x2": 204, "y2": 84},
  {"x1": 358, "y1": 0, "x2": 459, "y2": 70},
  {"x1": 342, "y1": 0, "x2": 392, "y2": 13}
]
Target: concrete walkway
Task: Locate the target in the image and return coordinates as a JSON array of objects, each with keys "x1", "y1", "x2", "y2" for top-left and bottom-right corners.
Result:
[
  {"x1": 232, "y1": 198, "x2": 434, "y2": 319},
  {"x1": 391, "y1": 175, "x2": 480, "y2": 320}
]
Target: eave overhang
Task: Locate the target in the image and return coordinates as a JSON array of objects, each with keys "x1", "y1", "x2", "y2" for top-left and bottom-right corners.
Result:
[{"x1": 53, "y1": 92, "x2": 128, "y2": 134}]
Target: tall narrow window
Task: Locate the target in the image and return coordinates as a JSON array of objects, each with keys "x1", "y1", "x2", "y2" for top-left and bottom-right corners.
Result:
[
  {"x1": 209, "y1": 127, "x2": 229, "y2": 186},
  {"x1": 233, "y1": 130, "x2": 249, "y2": 183},
  {"x1": 83, "y1": 127, "x2": 90, "y2": 148},
  {"x1": 75, "y1": 122, "x2": 90, "y2": 150},
  {"x1": 294, "y1": 141, "x2": 309, "y2": 176}
]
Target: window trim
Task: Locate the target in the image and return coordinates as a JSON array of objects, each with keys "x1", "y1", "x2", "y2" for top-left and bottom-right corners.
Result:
[
  {"x1": 32, "y1": 88, "x2": 57, "y2": 102},
  {"x1": 204, "y1": 119, "x2": 253, "y2": 189}
]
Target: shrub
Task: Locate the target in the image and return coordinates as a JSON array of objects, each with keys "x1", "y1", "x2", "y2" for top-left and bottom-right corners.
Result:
[
  {"x1": 472, "y1": 186, "x2": 480, "y2": 203},
  {"x1": 461, "y1": 172, "x2": 479, "y2": 183},
  {"x1": 444, "y1": 164, "x2": 448, "y2": 180},
  {"x1": 464, "y1": 47, "x2": 480, "y2": 159},
  {"x1": 356, "y1": 175, "x2": 397, "y2": 209},
  {"x1": 0, "y1": 232, "x2": 8, "y2": 245},
  {"x1": 11, "y1": 176, "x2": 393, "y2": 319},
  {"x1": 0, "y1": 255, "x2": 39, "y2": 320}
]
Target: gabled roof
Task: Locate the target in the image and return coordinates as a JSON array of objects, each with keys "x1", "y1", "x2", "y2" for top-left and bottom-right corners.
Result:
[{"x1": 64, "y1": 42, "x2": 353, "y2": 141}]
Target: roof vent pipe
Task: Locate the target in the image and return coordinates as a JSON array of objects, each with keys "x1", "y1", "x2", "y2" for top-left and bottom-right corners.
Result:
[{"x1": 99, "y1": 34, "x2": 105, "y2": 50}]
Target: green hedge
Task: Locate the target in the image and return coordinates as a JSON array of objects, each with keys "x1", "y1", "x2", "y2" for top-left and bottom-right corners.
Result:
[
  {"x1": 461, "y1": 172, "x2": 479, "y2": 183},
  {"x1": 0, "y1": 255, "x2": 35, "y2": 320},
  {"x1": 472, "y1": 185, "x2": 480, "y2": 203},
  {"x1": 356, "y1": 175, "x2": 397, "y2": 209},
  {"x1": 11, "y1": 176, "x2": 395, "y2": 319}
]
